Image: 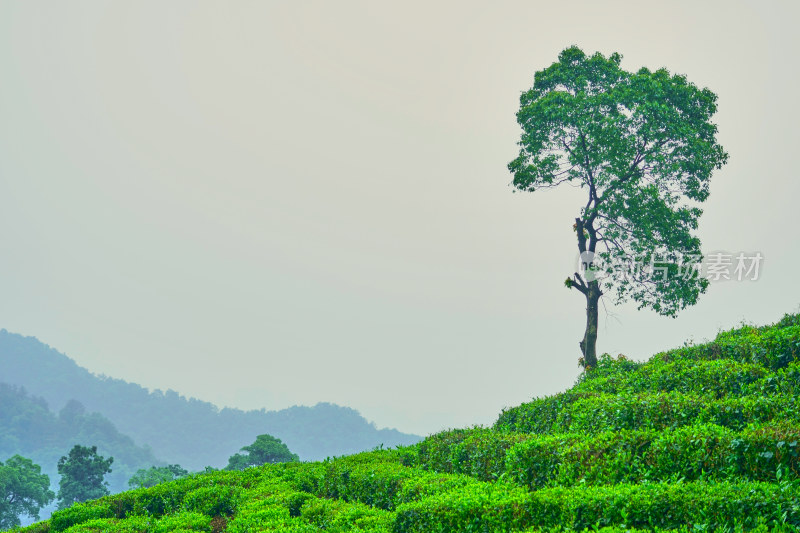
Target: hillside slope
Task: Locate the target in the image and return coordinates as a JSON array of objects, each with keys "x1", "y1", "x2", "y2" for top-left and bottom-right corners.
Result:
[
  {"x1": 15, "y1": 311, "x2": 800, "y2": 532},
  {"x1": 0, "y1": 384, "x2": 160, "y2": 494},
  {"x1": 0, "y1": 331, "x2": 420, "y2": 468}
]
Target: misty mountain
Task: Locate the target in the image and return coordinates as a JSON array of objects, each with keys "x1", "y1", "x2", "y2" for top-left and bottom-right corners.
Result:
[
  {"x1": 0, "y1": 329, "x2": 420, "y2": 470},
  {"x1": 0, "y1": 383, "x2": 159, "y2": 493}
]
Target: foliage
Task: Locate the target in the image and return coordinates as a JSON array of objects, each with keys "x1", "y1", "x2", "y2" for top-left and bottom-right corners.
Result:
[
  {"x1": 225, "y1": 435, "x2": 298, "y2": 471},
  {"x1": 56, "y1": 446, "x2": 113, "y2": 510},
  {"x1": 508, "y1": 46, "x2": 728, "y2": 367},
  {"x1": 0, "y1": 455, "x2": 54, "y2": 529},
  {"x1": 0, "y1": 384, "x2": 162, "y2": 495},
  {"x1": 127, "y1": 464, "x2": 188, "y2": 489},
  {"x1": 13, "y1": 312, "x2": 800, "y2": 532},
  {"x1": 509, "y1": 45, "x2": 728, "y2": 314}
]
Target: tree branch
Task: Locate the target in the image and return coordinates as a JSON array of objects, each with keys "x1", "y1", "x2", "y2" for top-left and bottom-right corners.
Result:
[{"x1": 571, "y1": 272, "x2": 588, "y2": 295}]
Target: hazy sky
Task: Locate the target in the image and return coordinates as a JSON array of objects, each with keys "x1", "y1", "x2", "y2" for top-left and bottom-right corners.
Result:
[{"x1": 1, "y1": 1, "x2": 798, "y2": 436}]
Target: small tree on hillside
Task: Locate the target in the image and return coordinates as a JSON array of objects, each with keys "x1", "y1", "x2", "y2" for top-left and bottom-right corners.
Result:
[
  {"x1": 128, "y1": 464, "x2": 189, "y2": 489},
  {"x1": 0, "y1": 455, "x2": 55, "y2": 529},
  {"x1": 508, "y1": 46, "x2": 728, "y2": 368},
  {"x1": 225, "y1": 434, "x2": 298, "y2": 470},
  {"x1": 56, "y1": 445, "x2": 113, "y2": 509}
]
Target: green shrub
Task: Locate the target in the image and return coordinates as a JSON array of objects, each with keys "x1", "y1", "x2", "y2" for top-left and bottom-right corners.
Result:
[
  {"x1": 61, "y1": 518, "x2": 122, "y2": 533},
  {"x1": 655, "y1": 324, "x2": 800, "y2": 370},
  {"x1": 576, "y1": 359, "x2": 767, "y2": 398},
  {"x1": 734, "y1": 422, "x2": 800, "y2": 481},
  {"x1": 152, "y1": 512, "x2": 211, "y2": 532},
  {"x1": 225, "y1": 501, "x2": 296, "y2": 532},
  {"x1": 495, "y1": 391, "x2": 588, "y2": 433},
  {"x1": 395, "y1": 480, "x2": 800, "y2": 531},
  {"x1": 747, "y1": 361, "x2": 800, "y2": 396},
  {"x1": 775, "y1": 312, "x2": 800, "y2": 329},
  {"x1": 127, "y1": 479, "x2": 197, "y2": 517},
  {"x1": 182, "y1": 485, "x2": 241, "y2": 517},
  {"x1": 645, "y1": 424, "x2": 735, "y2": 481},
  {"x1": 49, "y1": 503, "x2": 114, "y2": 532},
  {"x1": 505, "y1": 429, "x2": 664, "y2": 489},
  {"x1": 393, "y1": 481, "x2": 532, "y2": 532},
  {"x1": 564, "y1": 392, "x2": 796, "y2": 434},
  {"x1": 504, "y1": 434, "x2": 579, "y2": 489},
  {"x1": 501, "y1": 423, "x2": 800, "y2": 489},
  {"x1": 317, "y1": 459, "x2": 408, "y2": 509},
  {"x1": 416, "y1": 427, "x2": 532, "y2": 480},
  {"x1": 314, "y1": 452, "x2": 488, "y2": 512},
  {"x1": 300, "y1": 497, "x2": 392, "y2": 531}
]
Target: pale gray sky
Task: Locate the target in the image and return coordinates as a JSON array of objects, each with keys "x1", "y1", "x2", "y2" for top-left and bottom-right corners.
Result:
[{"x1": 1, "y1": 1, "x2": 798, "y2": 436}]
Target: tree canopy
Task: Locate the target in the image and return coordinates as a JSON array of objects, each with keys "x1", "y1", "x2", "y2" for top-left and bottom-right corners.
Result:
[
  {"x1": 0, "y1": 454, "x2": 54, "y2": 529},
  {"x1": 56, "y1": 445, "x2": 113, "y2": 509},
  {"x1": 128, "y1": 464, "x2": 189, "y2": 489},
  {"x1": 225, "y1": 434, "x2": 298, "y2": 471},
  {"x1": 509, "y1": 46, "x2": 728, "y2": 367}
]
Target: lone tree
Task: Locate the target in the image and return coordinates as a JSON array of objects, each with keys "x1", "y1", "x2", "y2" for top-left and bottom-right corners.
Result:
[
  {"x1": 508, "y1": 47, "x2": 728, "y2": 368},
  {"x1": 56, "y1": 445, "x2": 113, "y2": 509},
  {"x1": 0, "y1": 455, "x2": 54, "y2": 529},
  {"x1": 225, "y1": 434, "x2": 298, "y2": 470}
]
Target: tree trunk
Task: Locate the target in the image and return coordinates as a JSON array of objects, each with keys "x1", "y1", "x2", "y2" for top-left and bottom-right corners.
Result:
[{"x1": 579, "y1": 281, "x2": 600, "y2": 369}]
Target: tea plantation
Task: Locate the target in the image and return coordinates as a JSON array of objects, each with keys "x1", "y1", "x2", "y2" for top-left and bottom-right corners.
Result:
[{"x1": 13, "y1": 313, "x2": 800, "y2": 532}]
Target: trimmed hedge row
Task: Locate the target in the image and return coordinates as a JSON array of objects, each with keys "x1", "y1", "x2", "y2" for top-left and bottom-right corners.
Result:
[
  {"x1": 47, "y1": 469, "x2": 257, "y2": 531},
  {"x1": 300, "y1": 449, "x2": 800, "y2": 531},
  {"x1": 60, "y1": 512, "x2": 212, "y2": 533},
  {"x1": 415, "y1": 427, "x2": 531, "y2": 481},
  {"x1": 506, "y1": 423, "x2": 800, "y2": 489},
  {"x1": 315, "y1": 455, "x2": 480, "y2": 511},
  {"x1": 226, "y1": 478, "x2": 393, "y2": 532},
  {"x1": 525, "y1": 526, "x2": 800, "y2": 533},
  {"x1": 496, "y1": 391, "x2": 798, "y2": 435},
  {"x1": 496, "y1": 317, "x2": 800, "y2": 435},
  {"x1": 26, "y1": 458, "x2": 402, "y2": 533},
  {"x1": 47, "y1": 461, "x2": 397, "y2": 532},
  {"x1": 413, "y1": 423, "x2": 800, "y2": 488},
  {"x1": 394, "y1": 480, "x2": 800, "y2": 531},
  {"x1": 495, "y1": 391, "x2": 587, "y2": 434},
  {"x1": 20, "y1": 446, "x2": 800, "y2": 533},
  {"x1": 566, "y1": 391, "x2": 797, "y2": 433},
  {"x1": 212, "y1": 462, "x2": 395, "y2": 532},
  {"x1": 299, "y1": 497, "x2": 392, "y2": 532},
  {"x1": 226, "y1": 501, "x2": 317, "y2": 533},
  {"x1": 653, "y1": 324, "x2": 800, "y2": 371},
  {"x1": 575, "y1": 359, "x2": 768, "y2": 398}
]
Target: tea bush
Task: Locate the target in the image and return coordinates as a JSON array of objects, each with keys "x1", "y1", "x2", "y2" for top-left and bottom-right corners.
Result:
[{"x1": 16, "y1": 312, "x2": 800, "y2": 532}]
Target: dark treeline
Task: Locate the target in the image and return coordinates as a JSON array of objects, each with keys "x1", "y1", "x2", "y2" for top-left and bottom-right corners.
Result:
[
  {"x1": 0, "y1": 383, "x2": 158, "y2": 493},
  {"x1": 0, "y1": 330, "x2": 420, "y2": 471}
]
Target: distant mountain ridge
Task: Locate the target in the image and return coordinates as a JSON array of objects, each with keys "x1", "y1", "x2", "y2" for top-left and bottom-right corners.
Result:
[
  {"x1": 0, "y1": 383, "x2": 159, "y2": 493},
  {"x1": 0, "y1": 329, "x2": 421, "y2": 470}
]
